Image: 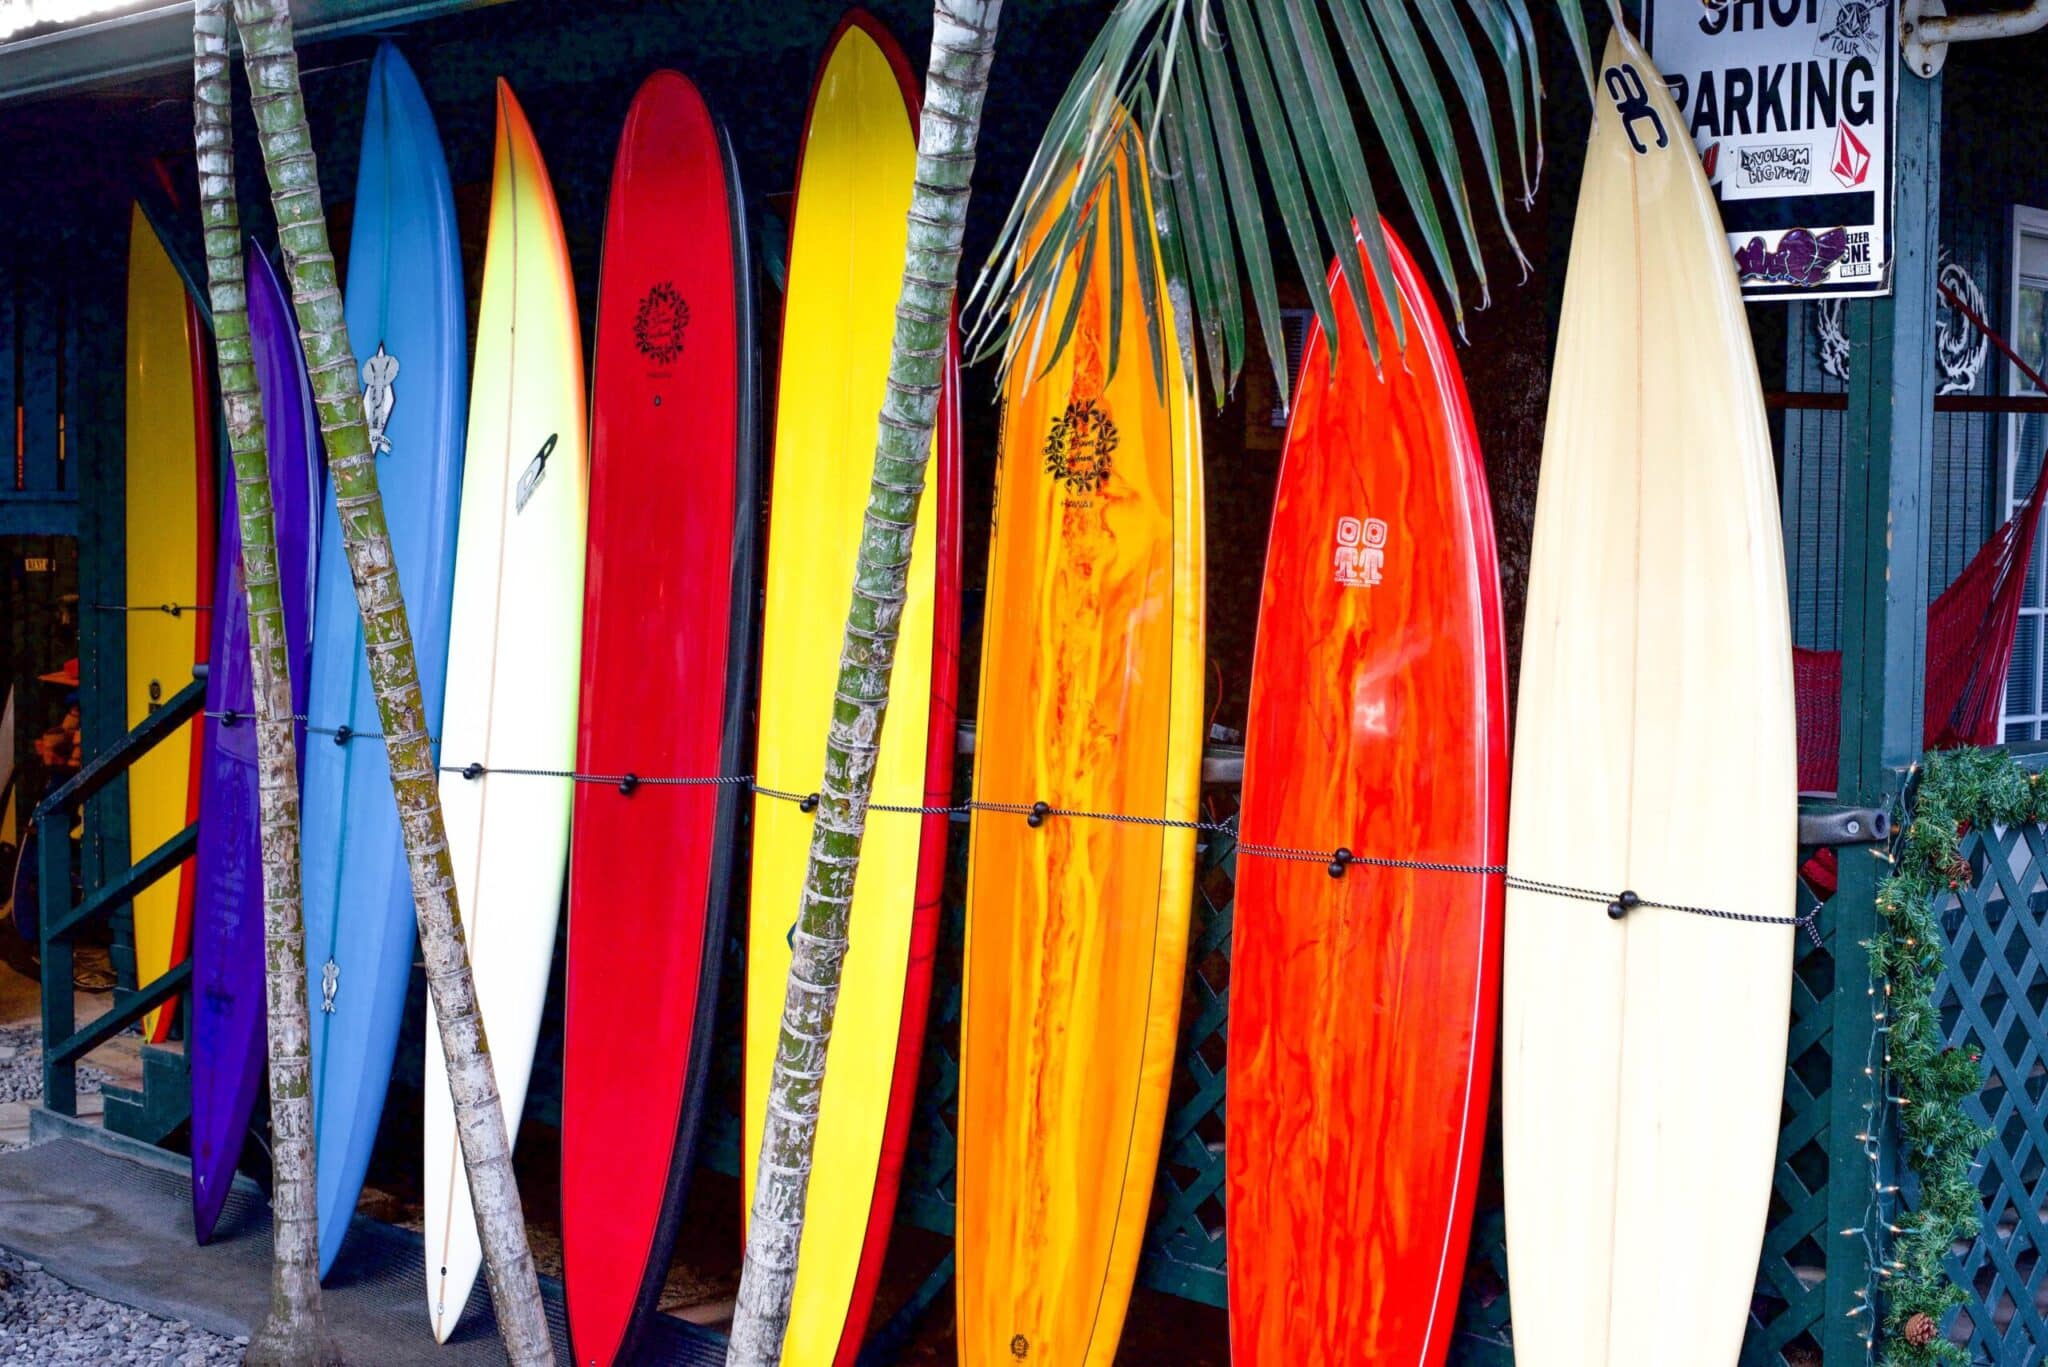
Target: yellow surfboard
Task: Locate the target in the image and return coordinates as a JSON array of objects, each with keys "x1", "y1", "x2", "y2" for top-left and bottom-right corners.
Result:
[
  {"x1": 744, "y1": 15, "x2": 953, "y2": 1364},
  {"x1": 125, "y1": 204, "x2": 213, "y2": 1043},
  {"x1": 956, "y1": 133, "x2": 1205, "y2": 1365}
]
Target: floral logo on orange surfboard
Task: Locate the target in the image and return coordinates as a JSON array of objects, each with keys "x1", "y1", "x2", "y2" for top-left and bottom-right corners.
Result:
[{"x1": 1043, "y1": 397, "x2": 1118, "y2": 504}]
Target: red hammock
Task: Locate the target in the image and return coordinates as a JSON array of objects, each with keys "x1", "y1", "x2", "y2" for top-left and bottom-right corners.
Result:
[
  {"x1": 1797, "y1": 281, "x2": 2048, "y2": 796},
  {"x1": 1795, "y1": 457, "x2": 2048, "y2": 793}
]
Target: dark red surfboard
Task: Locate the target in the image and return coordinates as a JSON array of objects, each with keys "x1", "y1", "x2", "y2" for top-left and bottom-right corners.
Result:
[
  {"x1": 1227, "y1": 224, "x2": 1510, "y2": 1366},
  {"x1": 561, "y1": 70, "x2": 757, "y2": 1367}
]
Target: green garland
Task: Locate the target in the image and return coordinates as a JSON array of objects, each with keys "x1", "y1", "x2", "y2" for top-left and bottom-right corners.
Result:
[{"x1": 1870, "y1": 748, "x2": 2011, "y2": 1364}]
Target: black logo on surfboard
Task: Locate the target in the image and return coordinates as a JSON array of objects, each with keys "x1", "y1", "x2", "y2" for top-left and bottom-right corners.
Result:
[
  {"x1": 1043, "y1": 398, "x2": 1118, "y2": 504},
  {"x1": 516, "y1": 433, "x2": 557, "y2": 514},
  {"x1": 634, "y1": 282, "x2": 690, "y2": 366},
  {"x1": 1604, "y1": 63, "x2": 1668, "y2": 156}
]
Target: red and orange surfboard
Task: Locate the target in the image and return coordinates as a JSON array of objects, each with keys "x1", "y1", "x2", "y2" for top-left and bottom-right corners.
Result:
[{"x1": 1228, "y1": 224, "x2": 1509, "y2": 1366}]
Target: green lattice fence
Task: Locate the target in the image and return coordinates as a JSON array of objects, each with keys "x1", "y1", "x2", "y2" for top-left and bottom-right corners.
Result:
[
  {"x1": 1743, "y1": 875, "x2": 1839, "y2": 1367},
  {"x1": 1935, "y1": 820, "x2": 2048, "y2": 1363},
  {"x1": 702, "y1": 799, "x2": 1866, "y2": 1364}
]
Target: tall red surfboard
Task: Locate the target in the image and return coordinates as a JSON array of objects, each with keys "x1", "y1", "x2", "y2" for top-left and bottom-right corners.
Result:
[
  {"x1": 561, "y1": 70, "x2": 757, "y2": 1367},
  {"x1": 1227, "y1": 224, "x2": 1508, "y2": 1366}
]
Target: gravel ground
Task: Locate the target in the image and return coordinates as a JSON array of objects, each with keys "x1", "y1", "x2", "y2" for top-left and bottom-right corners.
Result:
[
  {"x1": 0, "y1": 1024, "x2": 107, "y2": 1106},
  {"x1": 0, "y1": 1248, "x2": 244, "y2": 1364},
  {"x1": 0, "y1": 1025, "x2": 236, "y2": 1362}
]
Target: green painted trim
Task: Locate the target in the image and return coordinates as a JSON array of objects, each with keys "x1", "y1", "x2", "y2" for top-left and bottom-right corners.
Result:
[
  {"x1": 0, "y1": 495, "x2": 76, "y2": 536},
  {"x1": 32, "y1": 673, "x2": 205, "y2": 822},
  {"x1": 37, "y1": 800, "x2": 75, "y2": 1115},
  {"x1": 0, "y1": 0, "x2": 509, "y2": 104},
  {"x1": 1826, "y1": 69, "x2": 1943, "y2": 1365},
  {"x1": 48, "y1": 958, "x2": 188, "y2": 1065},
  {"x1": 42, "y1": 820, "x2": 195, "y2": 944},
  {"x1": 67, "y1": 213, "x2": 128, "y2": 979},
  {"x1": 36, "y1": 672, "x2": 204, "y2": 1113}
]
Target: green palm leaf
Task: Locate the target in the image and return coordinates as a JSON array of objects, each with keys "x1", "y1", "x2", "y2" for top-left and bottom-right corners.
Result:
[
  {"x1": 969, "y1": 0, "x2": 1594, "y2": 401},
  {"x1": 1326, "y1": 0, "x2": 1479, "y2": 330},
  {"x1": 1250, "y1": 0, "x2": 1395, "y2": 360},
  {"x1": 1190, "y1": 3, "x2": 1289, "y2": 407},
  {"x1": 1410, "y1": 0, "x2": 1530, "y2": 278},
  {"x1": 1161, "y1": 57, "x2": 1240, "y2": 396}
]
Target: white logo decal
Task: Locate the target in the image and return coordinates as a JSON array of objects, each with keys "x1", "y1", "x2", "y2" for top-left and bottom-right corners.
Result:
[
  {"x1": 320, "y1": 958, "x2": 339, "y2": 1013},
  {"x1": 1334, "y1": 515, "x2": 1388, "y2": 589},
  {"x1": 362, "y1": 343, "x2": 399, "y2": 455}
]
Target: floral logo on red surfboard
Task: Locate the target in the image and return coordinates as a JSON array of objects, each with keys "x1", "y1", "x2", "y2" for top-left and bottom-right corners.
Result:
[
  {"x1": 1043, "y1": 397, "x2": 1118, "y2": 505},
  {"x1": 634, "y1": 281, "x2": 690, "y2": 367}
]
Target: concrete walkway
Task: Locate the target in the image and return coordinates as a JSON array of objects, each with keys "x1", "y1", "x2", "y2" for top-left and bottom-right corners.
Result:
[{"x1": 0, "y1": 1118, "x2": 726, "y2": 1364}]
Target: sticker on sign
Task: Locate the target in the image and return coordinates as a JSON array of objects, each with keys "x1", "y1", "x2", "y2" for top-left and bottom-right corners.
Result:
[{"x1": 1643, "y1": 0, "x2": 1897, "y2": 299}]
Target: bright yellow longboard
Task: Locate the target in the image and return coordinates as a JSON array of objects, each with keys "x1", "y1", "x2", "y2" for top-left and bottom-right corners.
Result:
[
  {"x1": 124, "y1": 204, "x2": 213, "y2": 1043},
  {"x1": 956, "y1": 134, "x2": 1206, "y2": 1365},
  {"x1": 744, "y1": 15, "x2": 947, "y2": 1364}
]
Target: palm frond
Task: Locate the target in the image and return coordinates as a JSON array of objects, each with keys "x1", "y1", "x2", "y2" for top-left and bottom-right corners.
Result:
[{"x1": 968, "y1": 0, "x2": 1595, "y2": 408}]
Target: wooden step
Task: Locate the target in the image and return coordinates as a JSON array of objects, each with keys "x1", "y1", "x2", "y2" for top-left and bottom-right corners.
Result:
[{"x1": 101, "y1": 1041, "x2": 188, "y2": 1145}]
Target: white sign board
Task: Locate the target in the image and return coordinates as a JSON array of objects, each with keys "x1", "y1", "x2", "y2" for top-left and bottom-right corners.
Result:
[{"x1": 1642, "y1": 0, "x2": 1896, "y2": 298}]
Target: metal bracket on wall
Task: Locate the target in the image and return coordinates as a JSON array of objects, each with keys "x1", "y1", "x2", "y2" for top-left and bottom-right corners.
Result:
[
  {"x1": 1798, "y1": 805, "x2": 1892, "y2": 846},
  {"x1": 1904, "y1": 0, "x2": 2048, "y2": 79}
]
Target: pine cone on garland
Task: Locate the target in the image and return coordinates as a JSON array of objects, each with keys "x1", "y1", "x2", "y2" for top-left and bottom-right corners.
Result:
[{"x1": 1903, "y1": 1311, "x2": 1938, "y2": 1348}]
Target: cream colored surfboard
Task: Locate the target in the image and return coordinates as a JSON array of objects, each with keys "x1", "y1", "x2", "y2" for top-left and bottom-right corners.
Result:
[
  {"x1": 422, "y1": 80, "x2": 588, "y2": 1342},
  {"x1": 1502, "y1": 28, "x2": 1796, "y2": 1367}
]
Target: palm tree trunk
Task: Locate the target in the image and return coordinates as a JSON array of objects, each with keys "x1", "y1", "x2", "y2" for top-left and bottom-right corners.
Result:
[
  {"x1": 227, "y1": 3, "x2": 551, "y2": 1362},
  {"x1": 727, "y1": 3, "x2": 1003, "y2": 1361},
  {"x1": 191, "y1": 6, "x2": 337, "y2": 1362}
]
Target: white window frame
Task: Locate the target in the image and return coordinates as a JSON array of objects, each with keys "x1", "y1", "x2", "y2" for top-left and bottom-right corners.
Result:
[{"x1": 2001, "y1": 206, "x2": 2048, "y2": 742}]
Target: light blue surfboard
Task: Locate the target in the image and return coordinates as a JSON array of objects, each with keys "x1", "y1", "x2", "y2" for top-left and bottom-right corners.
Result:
[{"x1": 301, "y1": 40, "x2": 466, "y2": 1278}]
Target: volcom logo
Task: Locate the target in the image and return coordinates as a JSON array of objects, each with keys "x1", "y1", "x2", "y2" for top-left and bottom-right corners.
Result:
[
  {"x1": 1814, "y1": 0, "x2": 1884, "y2": 60},
  {"x1": 635, "y1": 281, "x2": 690, "y2": 366},
  {"x1": 1334, "y1": 515, "x2": 1388, "y2": 588},
  {"x1": 1043, "y1": 398, "x2": 1118, "y2": 505},
  {"x1": 363, "y1": 342, "x2": 399, "y2": 455},
  {"x1": 515, "y1": 433, "x2": 557, "y2": 514}
]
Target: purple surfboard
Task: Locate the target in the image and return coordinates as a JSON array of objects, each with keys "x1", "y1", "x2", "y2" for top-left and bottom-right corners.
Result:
[{"x1": 190, "y1": 244, "x2": 320, "y2": 1243}]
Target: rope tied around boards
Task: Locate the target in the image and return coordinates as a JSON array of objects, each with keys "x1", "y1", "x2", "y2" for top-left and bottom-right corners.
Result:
[
  {"x1": 92, "y1": 602, "x2": 210, "y2": 617},
  {"x1": 206, "y1": 708, "x2": 1816, "y2": 943}
]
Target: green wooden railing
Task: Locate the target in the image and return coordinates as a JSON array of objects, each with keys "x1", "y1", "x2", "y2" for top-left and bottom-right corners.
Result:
[{"x1": 35, "y1": 667, "x2": 206, "y2": 1116}]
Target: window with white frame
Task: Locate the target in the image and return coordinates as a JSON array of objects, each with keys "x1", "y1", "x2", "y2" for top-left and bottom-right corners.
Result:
[{"x1": 2002, "y1": 207, "x2": 2048, "y2": 741}]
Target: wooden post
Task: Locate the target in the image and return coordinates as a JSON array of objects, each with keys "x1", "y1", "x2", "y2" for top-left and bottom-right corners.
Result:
[
  {"x1": 1826, "y1": 67, "x2": 1939, "y2": 1361},
  {"x1": 66, "y1": 215, "x2": 126, "y2": 906},
  {"x1": 37, "y1": 798, "x2": 73, "y2": 1117}
]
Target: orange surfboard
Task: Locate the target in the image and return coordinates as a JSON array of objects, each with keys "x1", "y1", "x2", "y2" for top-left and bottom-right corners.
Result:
[{"x1": 956, "y1": 134, "x2": 1205, "y2": 1366}]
